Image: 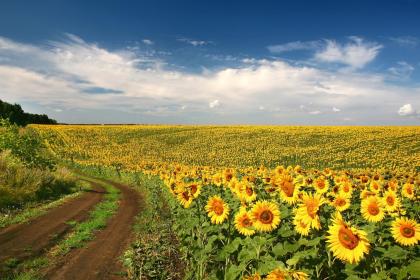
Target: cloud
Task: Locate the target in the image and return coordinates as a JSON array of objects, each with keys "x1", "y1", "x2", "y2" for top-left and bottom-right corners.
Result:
[
  {"x1": 398, "y1": 104, "x2": 419, "y2": 117},
  {"x1": 209, "y1": 99, "x2": 220, "y2": 108},
  {"x1": 388, "y1": 61, "x2": 414, "y2": 80},
  {"x1": 315, "y1": 37, "x2": 382, "y2": 69},
  {"x1": 389, "y1": 36, "x2": 419, "y2": 48},
  {"x1": 0, "y1": 34, "x2": 419, "y2": 124},
  {"x1": 142, "y1": 39, "x2": 154, "y2": 45},
  {"x1": 178, "y1": 37, "x2": 210, "y2": 46},
  {"x1": 332, "y1": 107, "x2": 341, "y2": 112},
  {"x1": 268, "y1": 40, "x2": 321, "y2": 53},
  {"x1": 308, "y1": 110, "x2": 322, "y2": 115}
]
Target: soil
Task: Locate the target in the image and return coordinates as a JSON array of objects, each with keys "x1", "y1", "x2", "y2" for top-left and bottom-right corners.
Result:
[
  {"x1": 44, "y1": 179, "x2": 142, "y2": 280},
  {"x1": 0, "y1": 181, "x2": 105, "y2": 272}
]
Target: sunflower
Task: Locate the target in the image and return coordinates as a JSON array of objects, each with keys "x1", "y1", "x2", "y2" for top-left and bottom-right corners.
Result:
[
  {"x1": 205, "y1": 195, "x2": 230, "y2": 224},
  {"x1": 212, "y1": 173, "x2": 223, "y2": 187},
  {"x1": 387, "y1": 180, "x2": 399, "y2": 192},
  {"x1": 187, "y1": 182, "x2": 202, "y2": 198},
  {"x1": 265, "y1": 268, "x2": 287, "y2": 280},
  {"x1": 293, "y1": 214, "x2": 311, "y2": 236},
  {"x1": 331, "y1": 195, "x2": 350, "y2": 212},
  {"x1": 223, "y1": 168, "x2": 235, "y2": 184},
  {"x1": 177, "y1": 190, "x2": 193, "y2": 208},
  {"x1": 278, "y1": 174, "x2": 299, "y2": 204},
  {"x1": 369, "y1": 180, "x2": 382, "y2": 194},
  {"x1": 295, "y1": 192, "x2": 325, "y2": 230},
  {"x1": 250, "y1": 200, "x2": 281, "y2": 232},
  {"x1": 326, "y1": 212, "x2": 370, "y2": 264},
  {"x1": 234, "y1": 208, "x2": 255, "y2": 236},
  {"x1": 402, "y1": 183, "x2": 415, "y2": 200},
  {"x1": 313, "y1": 177, "x2": 330, "y2": 194},
  {"x1": 361, "y1": 196, "x2": 385, "y2": 222},
  {"x1": 339, "y1": 182, "x2": 353, "y2": 198},
  {"x1": 382, "y1": 190, "x2": 400, "y2": 212},
  {"x1": 240, "y1": 182, "x2": 257, "y2": 203},
  {"x1": 391, "y1": 217, "x2": 420, "y2": 246}
]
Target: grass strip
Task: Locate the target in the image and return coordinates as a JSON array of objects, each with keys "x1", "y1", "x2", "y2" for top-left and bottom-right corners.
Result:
[
  {"x1": 0, "y1": 181, "x2": 90, "y2": 228},
  {"x1": 53, "y1": 177, "x2": 120, "y2": 255}
]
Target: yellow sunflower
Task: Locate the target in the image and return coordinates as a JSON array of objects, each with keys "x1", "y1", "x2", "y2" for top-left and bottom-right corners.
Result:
[
  {"x1": 402, "y1": 183, "x2": 415, "y2": 200},
  {"x1": 331, "y1": 195, "x2": 350, "y2": 212},
  {"x1": 369, "y1": 180, "x2": 382, "y2": 194},
  {"x1": 313, "y1": 177, "x2": 330, "y2": 194},
  {"x1": 361, "y1": 196, "x2": 385, "y2": 223},
  {"x1": 205, "y1": 195, "x2": 230, "y2": 224},
  {"x1": 391, "y1": 217, "x2": 420, "y2": 246},
  {"x1": 293, "y1": 214, "x2": 311, "y2": 236},
  {"x1": 265, "y1": 268, "x2": 287, "y2": 280},
  {"x1": 326, "y1": 212, "x2": 370, "y2": 264},
  {"x1": 223, "y1": 168, "x2": 235, "y2": 184},
  {"x1": 212, "y1": 173, "x2": 223, "y2": 187},
  {"x1": 339, "y1": 182, "x2": 353, "y2": 198},
  {"x1": 250, "y1": 200, "x2": 281, "y2": 232},
  {"x1": 382, "y1": 190, "x2": 400, "y2": 212},
  {"x1": 177, "y1": 190, "x2": 193, "y2": 208},
  {"x1": 234, "y1": 208, "x2": 255, "y2": 236},
  {"x1": 187, "y1": 182, "x2": 202, "y2": 198},
  {"x1": 278, "y1": 174, "x2": 299, "y2": 205},
  {"x1": 295, "y1": 192, "x2": 325, "y2": 230},
  {"x1": 240, "y1": 182, "x2": 257, "y2": 203}
]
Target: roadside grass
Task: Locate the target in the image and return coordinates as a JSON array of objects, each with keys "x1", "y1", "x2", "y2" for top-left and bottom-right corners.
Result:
[
  {"x1": 52, "y1": 177, "x2": 120, "y2": 255},
  {"x1": 0, "y1": 180, "x2": 90, "y2": 229}
]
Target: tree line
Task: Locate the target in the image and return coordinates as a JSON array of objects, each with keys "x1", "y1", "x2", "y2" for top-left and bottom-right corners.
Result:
[{"x1": 0, "y1": 99, "x2": 57, "y2": 126}]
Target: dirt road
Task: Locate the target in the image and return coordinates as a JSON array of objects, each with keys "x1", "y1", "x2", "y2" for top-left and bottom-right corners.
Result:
[
  {"x1": 45, "y1": 179, "x2": 141, "y2": 280},
  {"x1": 0, "y1": 181, "x2": 104, "y2": 271}
]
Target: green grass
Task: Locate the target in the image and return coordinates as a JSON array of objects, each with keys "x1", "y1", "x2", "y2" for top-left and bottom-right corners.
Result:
[
  {"x1": 0, "y1": 181, "x2": 90, "y2": 228},
  {"x1": 54, "y1": 177, "x2": 120, "y2": 255}
]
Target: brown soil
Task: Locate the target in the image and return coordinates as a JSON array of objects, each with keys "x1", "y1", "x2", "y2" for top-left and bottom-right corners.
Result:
[
  {"x1": 0, "y1": 181, "x2": 105, "y2": 273},
  {"x1": 44, "y1": 179, "x2": 142, "y2": 280}
]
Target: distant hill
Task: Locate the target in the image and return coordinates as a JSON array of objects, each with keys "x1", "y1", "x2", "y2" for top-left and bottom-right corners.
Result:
[{"x1": 0, "y1": 99, "x2": 57, "y2": 126}]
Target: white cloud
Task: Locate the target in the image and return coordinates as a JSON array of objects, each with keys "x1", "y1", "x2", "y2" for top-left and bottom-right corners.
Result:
[
  {"x1": 308, "y1": 110, "x2": 322, "y2": 115},
  {"x1": 178, "y1": 38, "x2": 210, "y2": 46},
  {"x1": 315, "y1": 37, "x2": 382, "y2": 69},
  {"x1": 388, "y1": 61, "x2": 414, "y2": 80},
  {"x1": 209, "y1": 100, "x2": 220, "y2": 108},
  {"x1": 389, "y1": 36, "x2": 419, "y2": 48},
  {"x1": 332, "y1": 107, "x2": 341, "y2": 112},
  {"x1": 142, "y1": 39, "x2": 154, "y2": 45},
  {"x1": 398, "y1": 104, "x2": 418, "y2": 117},
  {"x1": 0, "y1": 34, "x2": 419, "y2": 124},
  {"x1": 268, "y1": 40, "x2": 321, "y2": 53}
]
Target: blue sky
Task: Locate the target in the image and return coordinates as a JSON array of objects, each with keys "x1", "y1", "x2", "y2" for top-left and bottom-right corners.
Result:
[{"x1": 0, "y1": 0, "x2": 419, "y2": 124}]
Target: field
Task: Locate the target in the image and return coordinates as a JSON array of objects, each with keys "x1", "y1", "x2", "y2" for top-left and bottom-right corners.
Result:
[{"x1": 30, "y1": 125, "x2": 420, "y2": 279}]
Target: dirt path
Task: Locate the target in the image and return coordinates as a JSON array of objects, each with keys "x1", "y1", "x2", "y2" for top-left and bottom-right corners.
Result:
[
  {"x1": 0, "y1": 181, "x2": 104, "y2": 271},
  {"x1": 45, "y1": 179, "x2": 142, "y2": 280}
]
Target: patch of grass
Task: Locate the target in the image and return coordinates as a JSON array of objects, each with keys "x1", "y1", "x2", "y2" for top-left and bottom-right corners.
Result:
[
  {"x1": 0, "y1": 180, "x2": 90, "y2": 228},
  {"x1": 54, "y1": 178, "x2": 120, "y2": 255}
]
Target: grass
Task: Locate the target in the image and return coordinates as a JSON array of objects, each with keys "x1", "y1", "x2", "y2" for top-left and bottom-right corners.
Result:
[
  {"x1": 53, "y1": 177, "x2": 120, "y2": 255},
  {"x1": 0, "y1": 180, "x2": 90, "y2": 228}
]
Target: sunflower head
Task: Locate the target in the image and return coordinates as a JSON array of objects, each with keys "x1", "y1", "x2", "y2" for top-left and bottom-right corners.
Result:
[
  {"x1": 326, "y1": 212, "x2": 370, "y2": 264},
  {"x1": 250, "y1": 200, "x2": 281, "y2": 232},
  {"x1": 361, "y1": 196, "x2": 385, "y2": 223},
  {"x1": 391, "y1": 217, "x2": 420, "y2": 246},
  {"x1": 234, "y1": 208, "x2": 256, "y2": 236},
  {"x1": 205, "y1": 195, "x2": 230, "y2": 224}
]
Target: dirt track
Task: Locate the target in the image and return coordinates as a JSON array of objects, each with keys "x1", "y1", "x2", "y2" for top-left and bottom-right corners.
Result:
[
  {"x1": 45, "y1": 179, "x2": 141, "y2": 280},
  {"x1": 0, "y1": 181, "x2": 104, "y2": 271}
]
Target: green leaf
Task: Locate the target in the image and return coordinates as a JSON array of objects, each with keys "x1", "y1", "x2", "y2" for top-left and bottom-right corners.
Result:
[
  {"x1": 367, "y1": 271, "x2": 388, "y2": 280},
  {"x1": 407, "y1": 260, "x2": 420, "y2": 278},
  {"x1": 225, "y1": 264, "x2": 244, "y2": 280},
  {"x1": 382, "y1": 246, "x2": 407, "y2": 260},
  {"x1": 257, "y1": 256, "x2": 283, "y2": 275},
  {"x1": 272, "y1": 243, "x2": 286, "y2": 257}
]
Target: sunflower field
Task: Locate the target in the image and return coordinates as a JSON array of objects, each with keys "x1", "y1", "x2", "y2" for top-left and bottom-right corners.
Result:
[{"x1": 33, "y1": 125, "x2": 420, "y2": 279}]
